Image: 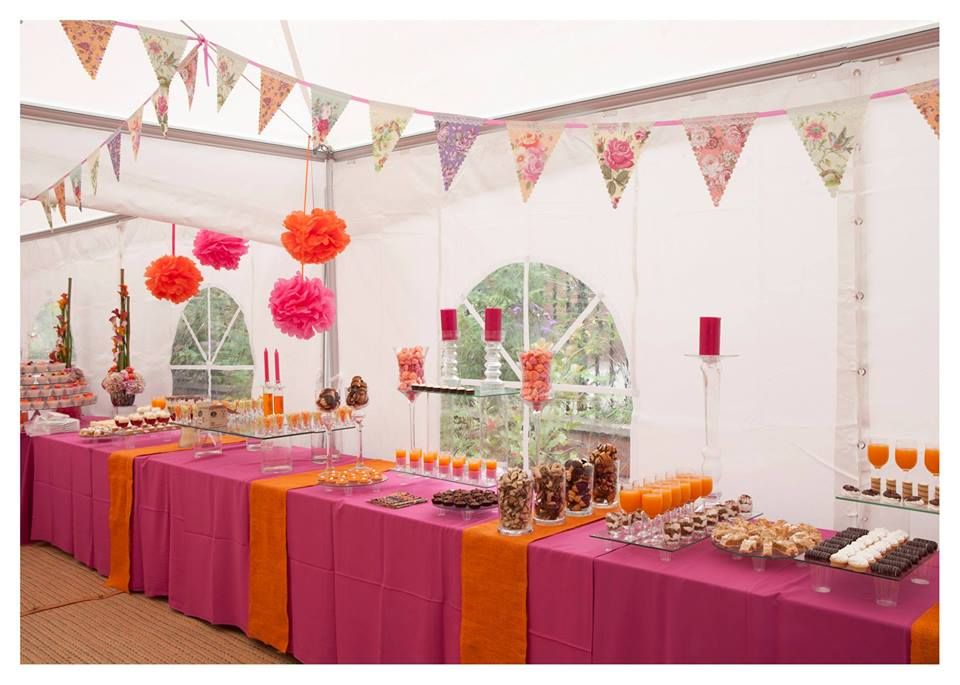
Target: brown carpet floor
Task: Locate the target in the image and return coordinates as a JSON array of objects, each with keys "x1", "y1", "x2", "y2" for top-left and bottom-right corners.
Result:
[{"x1": 21, "y1": 543, "x2": 297, "y2": 664}]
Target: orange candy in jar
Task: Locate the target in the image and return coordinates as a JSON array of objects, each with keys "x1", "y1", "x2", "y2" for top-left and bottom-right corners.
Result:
[
  {"x1": 396, "y1": 346, "x2": 426, "y2": 398},
  {"x1": 520, "y1": 343, "x2": 553, "y2": 411}
]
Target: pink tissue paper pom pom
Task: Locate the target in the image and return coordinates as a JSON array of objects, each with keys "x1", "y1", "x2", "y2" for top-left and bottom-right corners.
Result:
[
  {"x1": 192, "y1": 229, "x2": 249, "y2": 270},
  {"x1": 269, "y1": 274, "x2": 336, "y2": 340}
]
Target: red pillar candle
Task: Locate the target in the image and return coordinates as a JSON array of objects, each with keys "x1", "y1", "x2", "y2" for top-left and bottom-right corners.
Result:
[
  {"x1": 440, "y1": 308, "x2": 458, "y2": 341},
  {"x1": 484, "y1": 308, "x2": 502, "y2": 342},
  {"x1": 699, "y1": 317, "x2": 721, "y2": 356}
]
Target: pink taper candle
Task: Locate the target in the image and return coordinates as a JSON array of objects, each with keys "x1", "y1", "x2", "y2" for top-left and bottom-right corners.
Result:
[
  {"x1": 263, "y1": 348, "x2": 270, "y2": 383},
  {"x1": 274, "y1": 348, "x2": 281, "y2": 384}
]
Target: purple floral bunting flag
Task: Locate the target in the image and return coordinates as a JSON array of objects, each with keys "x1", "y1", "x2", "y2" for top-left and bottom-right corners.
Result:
[
  {"x1": 506, "y1": 121, "x2": 565, "y2": 202},
  {"x1": 107, "y1": 132, "x2": 122, "y2": 181},
  {"x1": 591, "y1": 123, "x2": 651, "y2": 208},
  {"x1": 128, "y1": 107, "x2": 143, "y2": 159},
  {"x1": 435, "y1": 114, "x2": 485, "y2": 191},
  {"x1": 682, "y1": 113, "x2": 758, "y2": 207},
  {"x1": 69, "y1": 167, "x2": 83, "y2": 211}
]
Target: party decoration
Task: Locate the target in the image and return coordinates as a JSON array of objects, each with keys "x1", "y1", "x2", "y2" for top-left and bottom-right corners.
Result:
[
  {"x1": 280, "y1": 208, "x2": 350, "y2": 265},
  {"x1": 591, "y1": 123, "x2": 651, "y2": 208},
  {"x1": 788, "y1": 96, "x2": 868, "y2": 197},
  {"x1": 435, "y1": 114, "x2": 484, "y2": 191},
  {"x1": 192, "y1": 229, "x2": 249, "y2": 270},
  {"x1": 905, "y1": 80, "x2": 939, "y2": 138},
  {"x1": 107, "y1": 132, "x2": 121, "y2": 181},
  {"x1": 682, "y1": 113, "x2": 758, "y2": 207},
  {"x1": 145, "y1": 255, "x2": 203, "y2": 304},
  {"x1": 310, "y1": 86, "x2": 350, "y2": 148},
  {"x1": 86, "y1": 149, "x2": 100, "y2": 196},
  {"x1": 268, "y1": 274, "x2": 337, "y2": 340},
  {"x1": 258, "y1": 69, "x2": 295, "y2": 133},
  {"x1": 102, "y1": 269, "x2": 145, "y2": 405},
  {"x1": 152, "y1": 90, "x2": 171, "y2": 136},
  {"x1": 178, "y1": 47, "x2": 199, "y2": 109},
  {"x1": 60, "y1": 20, "x2": 114, "y2": 79},
  {"x1": 506, "y1": 122, "x2": 564, "y2": 202},
  {"x1": 54, "y1": 181, "x2": 67, "y2": 222},
  {"x1": 50, "y1": 279, "x2": 73, "y2": 367},
  {"x1": 139, "y1": 28, "x2": 187, "y2": 90},
  {"x1": 216, "y1": 48, "x2": 248, "y2": 111},
  {"x1": 69, "y1": 167, "x2": 83, "y2": 211},
  {"x1": 127, "y1": 107, "x2": 143, "y2": 160},
  {"x1": 39, "y1": 191, "x2": 54, "y2": 229},
  {"x1": 370, "y1": 102, "x2": 413, "y2": 172}
]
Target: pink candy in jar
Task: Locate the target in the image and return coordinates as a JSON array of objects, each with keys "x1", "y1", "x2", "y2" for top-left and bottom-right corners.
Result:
[
  {"x1": 396, "y1": 346, "x2": 426, "y2": 399},
  {"x1": 520, "y1": 343, "x2": 553, "y2": 411}
]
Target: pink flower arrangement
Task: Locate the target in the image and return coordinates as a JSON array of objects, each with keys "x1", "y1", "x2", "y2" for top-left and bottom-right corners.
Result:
[
  {"x1": 192, "y1": 230, "x2": 249, "y2": 270},
  {"x1": 268, "y1": 274, "x2": 336, "y2": 340},
  {"x1": 603, "y1": 138, "x2": 635, "y2": 170},
  {"x1": 102, "y1": 368, "x2": 145, "y2": 395}
]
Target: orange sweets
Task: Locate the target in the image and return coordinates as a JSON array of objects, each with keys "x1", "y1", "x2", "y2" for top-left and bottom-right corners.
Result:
[
  {"x1": 396, "y1": 346, "x2": 426, "y2": 396},
  {"x1": 520, "y1": 343, "x2": 553, "y2": 411}
]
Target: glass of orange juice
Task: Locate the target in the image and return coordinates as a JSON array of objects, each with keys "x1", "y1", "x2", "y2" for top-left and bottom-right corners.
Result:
[
  {"x1": 641, "y1": 490, "x2": 664, "y2": 542},
  {"x1": 452, "y1": 454, "x2": 466, "y2": 480},
  {"x1": 866, "y1": 437, "x2": 889, "y2": 484},
  {"x1": 438, "y1": 452, "x2": 452, "y2": 475},
  {"x1": 895, "y1": 439, "x2": 918, "y2": 479},
  {"x1": 424, "y1": 450, "x2": 438, "y2": 474}
]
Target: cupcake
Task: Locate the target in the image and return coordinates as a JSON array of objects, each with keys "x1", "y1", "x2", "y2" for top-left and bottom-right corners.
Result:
[{"x1": 738, "y1": 494, "x2": 753, "y2": 514}]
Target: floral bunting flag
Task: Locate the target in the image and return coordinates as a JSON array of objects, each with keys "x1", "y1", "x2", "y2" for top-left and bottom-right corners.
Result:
[
  {"x1": 139, "y1": 28, "x2": 187, "y2": 90},
  {"x1": 39, "y1": 191, "x2": 54, "y2": 229},
  {"x1": 69, "y1": 167, "x2": 83, "y2": 211},
  {"x1": 86, "y1": 149, "x2": 101, "y2": 196},
  {"x1": 127, "y1": 107, "x2": 144, "y2": 160},
  {"x1": 905, "y1": 80, "x2": 939, "y2": 138},
  {"x1": 258, "y1": 69, "x2": 295, "y2": 134},
  {"x1": 591, "y1": 123, "x2": 651, "y2": 208},
  {"x1": 60, "y1": 20, "x2": 114, "y2": 79},
  {"x1": 107, "y1": 132, "x2": 122, "y2": 182},
  {"x1": 54, "y1": 181, "x2": 67, "y2": 222},
  {"x1": 310, "y1": 86, "x2": 350, "y2": 148},
  {"x1": 370, "y1": 102, "x2": 414, "y2": 172},
  {"x1": 787, "y1": 96, "x2": 868, "y2": 197},
  {"x1": 506, "y1": 121, "x2": 565, "y2": 202},
  {"x1": 178, "y1": 47, "x2": 199, "y2": 109},
  {"x1": 216, "y1": 48, "x2": 248, "y2": 112},
  {"x1": 682, "y1": 113, "x2": 758, "y2": 207},
  {"x1": 152, "y1": 88, "x2": 170, "y2": 136},
  {"x1": 435, "y1": 114, "x2": 485, "y2": 191}
]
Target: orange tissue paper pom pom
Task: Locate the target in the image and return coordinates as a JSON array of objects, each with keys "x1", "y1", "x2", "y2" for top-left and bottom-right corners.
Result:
[
  {"x1": 281, "y1": 208, "x2": 350, "y2": 265},
  {"x1": 144, "y1": 255, "x2": 203, "y2": 304}
]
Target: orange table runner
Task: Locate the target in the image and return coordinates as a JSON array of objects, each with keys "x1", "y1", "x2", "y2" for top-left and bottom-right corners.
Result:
[
  {"x1": 105, "y1": 438, "x2": 240, "y2": 591},
  {"x1": 460, "y1": 509, "x2": 606, "y2": 663},
  {"x1": 247, "y1": 459, "x2": 395, "y2": 652},
  {"x1": 910, "y1": 602, "x2": 939, "y2": 663}
]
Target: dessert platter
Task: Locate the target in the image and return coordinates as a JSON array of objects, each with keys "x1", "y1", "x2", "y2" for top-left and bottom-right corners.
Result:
[
  {"x1": 79, "y1": 407, "x2": 176, "y2": 440},
  {"x1": 432, "y1": 487, "x2": 498, "y2": 519},
  {"x1": 838, "y1": 480, "x2": 940, "y2": 513},
  {"x1": 20, "y1": 363, "x2": 96, "y2": 413},
  {"x1": 316, "y1": 464, "x2": 387, "y2": 488},
  {"x1": 710, "y1": 516, "x2": 823, "y2": 560},
  {"x1": 368, "y1": 491, "x2": 428, "y2": 509},
  {"x1": 801, "y1": 527, "x2": 938, "y2": 580}
]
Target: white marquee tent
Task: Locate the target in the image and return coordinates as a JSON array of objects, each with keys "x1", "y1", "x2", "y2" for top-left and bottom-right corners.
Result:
[{"x1": 20, "y1": 20, "x2": 939, "y2": 532}]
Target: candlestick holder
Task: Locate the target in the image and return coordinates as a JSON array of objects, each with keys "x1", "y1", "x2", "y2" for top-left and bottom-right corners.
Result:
[
  {"x1": 440, "y1": 339, "x2": 460, "y2": 387},
  {"x1": 685, "y1": 354, "x2": 738, "y2": 504},
  {"x1": 482, "y1": 341, "x2": 504, "y2": 388}
]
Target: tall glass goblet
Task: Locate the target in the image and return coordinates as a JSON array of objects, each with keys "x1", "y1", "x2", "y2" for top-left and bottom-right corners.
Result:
[{"x1": 395, "y1": 346, "x2": 427, "y2": 472}]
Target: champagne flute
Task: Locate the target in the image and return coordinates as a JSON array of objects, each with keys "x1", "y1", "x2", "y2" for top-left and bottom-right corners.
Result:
[{"x1": 866, "y1": 436, "x2": 889, "y2": 491}]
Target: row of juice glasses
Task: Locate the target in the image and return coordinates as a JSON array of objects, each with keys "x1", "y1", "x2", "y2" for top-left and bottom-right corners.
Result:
[
  {"x1": 617, "y1": 471, "x2": 714, "y2": 544},
  {"x1": 230, "y1": 406, "x2": 355, "y2": 438},
  {"x1": 865, "y1": 437, "x2": 939, "y2": 497},
  {"x1": 394, "y1": 449, "x2": 499, "y2": 483}
]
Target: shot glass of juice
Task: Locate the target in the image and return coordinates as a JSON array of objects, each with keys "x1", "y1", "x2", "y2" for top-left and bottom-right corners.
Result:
[
  {"x1": 452, "y1": 455, "x2": 466, "y2": 480},
  {"x1": 395, "y1": 448, "x2": 408, "y2": 471}
]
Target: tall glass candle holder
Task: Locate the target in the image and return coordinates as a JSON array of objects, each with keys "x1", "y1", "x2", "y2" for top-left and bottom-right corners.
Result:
[
  {"x1": 685, "y1": 353, "x2": 738, "y2": 503},
  {"x1": 482, "y1": 308, "x2": 504, "y2": 388},
  {"x1": 440, "y1": 308, "x2": 460, "y2": 386}
]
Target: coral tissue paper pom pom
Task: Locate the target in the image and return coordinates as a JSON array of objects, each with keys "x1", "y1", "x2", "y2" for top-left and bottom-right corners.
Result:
[
  {"x1": 269, "y1": 274, "x2": 337, "y2": 340},
  {"x1": 281, "y1": 208, "x2": 350, "y2": 265},
  {"x1": 144, "y1": 255, "x2": 203, "y2": 304},
  {"x1": 192, "y1": 229, "x2": 249, "y2": 270}
]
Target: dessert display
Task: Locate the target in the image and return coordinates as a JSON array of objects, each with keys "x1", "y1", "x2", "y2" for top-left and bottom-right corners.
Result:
[
  {"x1": 368, "y1": 491, "x2": 427, "y2": 509},
  {"x1": 590, "y1": 443, "x2": 619, "y2": 508},
  {"x1": 316, "y1": 387, "x2": 340, "y2": 412},
  {"x1": 20, "y1": 364, "x2": 94, "y2": 413},
  {"x1": 498, "y1": 467, "x2": 534, "y2": 535},
  {"x1": 345, "y1": 376, "x2": 369, "y2": 407},
  {"x1": 532, "y1": 462, "x2": 566, "y2": 524},
  {"x1": 803, "y1": 527, "x2": 938, "y2": 579},
  {"x1": 565, "y1": 458, "x2": 594, "y2": 516},
  {"x1": 79, "y1": 407, "x2": 178, "y2": 439},
  {"x1": 519, "y1": 343, "x2": 552, "y2": 411},
  {"x1": 711, "y1": 517, "x2": 822, "y2": 558},
  {"x1": 396, "y1": 346, "x2": 426, "y2": 397},
  {"x1": 317, "y1": 465, "x2": 386, "y2": 487},
  {"x1": 431, "y1": 488, "x2": 498, "y2": 510},
  {"x1": 604, "y1": 510, "x2": 648, "y2": 538}
]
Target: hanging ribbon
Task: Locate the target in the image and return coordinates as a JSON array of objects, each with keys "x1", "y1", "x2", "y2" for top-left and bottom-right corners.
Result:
[
  {"x1": 171, "y1": 223, "x2": 176, "y2": 256},
  {"x1": 195, "y1": 34, "x2": 211, "y2": 86}
]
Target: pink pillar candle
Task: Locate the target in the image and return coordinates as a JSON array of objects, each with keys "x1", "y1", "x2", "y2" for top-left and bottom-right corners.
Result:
[
  {"x1": 484, "y1": 308, "x2": 502, "y2": 342},
  {"x1": 699, "y1": 317, "x2": 721, "y2": 356},
  {"x1": 440, "y1": 309, "x2": 458, "y2": 341}
]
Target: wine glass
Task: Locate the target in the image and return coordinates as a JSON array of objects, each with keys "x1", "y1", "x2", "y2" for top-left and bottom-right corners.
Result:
[
  {"x1": 395, "y1": 346, "x2": 427, "y2": 473},
  {"x1": 895, "y1": 439, "x2": 918, "y2": 492},
  {"x1": 924, "y1": 441, "x2": 939, "y2": 502},
  {"x1": 618, "y1": 479, "x2": 642, "y2": 542},
  {"x1": 866, "y1": 436, "x2": 889, "y2": 490}
]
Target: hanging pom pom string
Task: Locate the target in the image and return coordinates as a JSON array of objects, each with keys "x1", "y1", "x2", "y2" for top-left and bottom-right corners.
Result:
[
  {"x1": 269, "y1": 273, "x2": 336, "y2": 340},
  {"x1": 303, "y1": 134, "x2": 311, "y2": 213},
  {"x1": 145, "y1": 223, "x2": 203, "y2": 304},
  {"x1": 171, "y1": 223, "x2": 176, "y2": 255}
]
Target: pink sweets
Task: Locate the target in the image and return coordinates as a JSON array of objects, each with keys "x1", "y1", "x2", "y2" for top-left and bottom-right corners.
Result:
[
  {"x1": 396, "y1": 346, "x2": 426, "y2": 399},
  {"x1": 520, "y1": 344, "x2": 553, "y2": 411}
]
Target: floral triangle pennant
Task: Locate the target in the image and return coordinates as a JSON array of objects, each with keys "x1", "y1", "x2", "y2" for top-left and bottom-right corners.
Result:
[
  {"x1": 310, "y1": 86, "x2": 350, "y2": 148},
  {"x1": 107, "y1": 131, "x2": 122, "y2": 182},
  {"x1": 216, "y1": 48, "x2": 248, "y2": 112},
  {"x1": 60, "y1": 20, "x2": 114, "y2": 79},
  {"x1": 435, "y1": 114, "x2": 485, "y2": 191},
  {"x1": 178, "y1": 46, "x2": 199, "y2": 110},
  {"x1": 370, "y1": 102, "x2": 414, "y2": 172},
  {"x1": 788, "y1": 96, "x2": 868, "y2": 197},
  {"x1": 905, "y1": 80, "x2": 939, "y2": 138},
  {"x1": 54, "y1": 181, "x2": 67, "y2": 222},
  {"x1": 506, "y1": 121, "x2": 565, "y2": 202},
  {"x1": 39, "y1": 191, "x2": 54, "y2": 228},
  {"x1": 258, "y1": 69, "x2": 295, "y2": 134},
  {"x1": 591, "y1": 123, "x2": 652, "y2": 208},
  {"x1": 127, "y1": 107, "x2": 144, "y2": 160},
  {"x1": 86, "y1": 149, "x2": 100, "y2": 196},
  {"x1": 152, "y1": 88, "x2": 170, "y2": 136},
  {"x1": 69, "y1": 167, "x2": 83, "y2": 211},
  {"x1": 139, "y1": 28, "x2": 187, "y2": 90},
  {"x1": 682, "y1": 113, "x2": 758, "y2": 207}
]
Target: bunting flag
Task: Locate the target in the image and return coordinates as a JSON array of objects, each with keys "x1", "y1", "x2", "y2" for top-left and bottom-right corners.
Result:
[
  {"x1": 54, "y1": 181, "x2": 67, "y2": 222},
  {"x1": 39, "y1": 191, "x2": 54, "y2": 229},
  {"x1": 152, "y1": 88, "x2": 170, "y2": 136},
  {"x1": 60, "y1": 20, "x2": 114, "y2": 79},
  {"x1": 370, "y1": 102, "x2": 414, "y2": 172},
  {"x1": 506, "y1": 122, "x2": 565, "y2": 202},
  {"x1": 905, "y1": 80, "x2": 939, "y2": 138},
  {"x1": 682, "y1": 113, "x2": 758, "y2": 207},
  {"x1": 69, "y1": 167, "x2": 83, "y2": 211},
  {"x1": 178, "y1": 47, "x2": 199, "y2": 109},
  {"x1": 138, "y1": 28, "x2": 187, "y2": 90},
  {"x1": 216, "y1": 48, "x2": 248, "y2": 112},
  {"x1": 86, "y1": 149, "x2": 101, "y2": 196},
  {"x1": 258, "y1": 69, "x2": 295, "y2": 134},
  {"x1": 788, "y1": 96, "x2": 868, "y2": 197},
  {"x1": 107, "y1": 132, "x2": 122, "y2": 181},
  {"x1": 127, "y1": 107, "x2": 144, "y2": 160},
  {"x1": 591, "y1": 123, "x2": 651, "y2": 208},
  {"x1": 435, "y1": 114, "x2": 484, "y2": 191},
  {"x1": 310, "y1": 86, "x2": 350, "y2": 148}
]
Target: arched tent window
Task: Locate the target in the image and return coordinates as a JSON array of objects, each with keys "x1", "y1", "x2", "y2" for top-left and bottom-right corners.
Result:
[
  {"x1": 440, "y1": 262, "x2": 632, "y2": 472},
  {"x1": 26, "y1": 301, "x2": 60, "y2": 360},
  {"x1": 170, "y1": 287, "x2": 254, "y2": 398}
]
